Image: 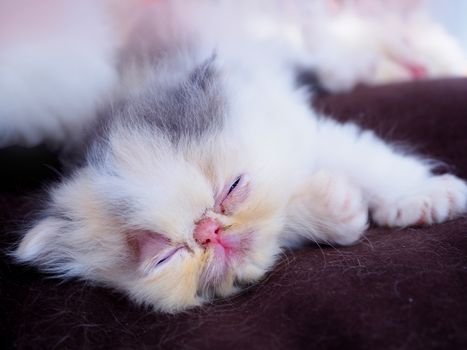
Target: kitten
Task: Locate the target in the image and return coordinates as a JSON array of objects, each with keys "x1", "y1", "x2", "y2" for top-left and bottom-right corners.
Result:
[{"x1": 10, "y1": 0, "x2": 467, "y2": 312}]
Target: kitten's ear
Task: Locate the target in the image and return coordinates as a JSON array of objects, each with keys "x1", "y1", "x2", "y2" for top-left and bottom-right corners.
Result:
[{"x1": 15, "y1": 217, "x2": 65, "y2": 262}]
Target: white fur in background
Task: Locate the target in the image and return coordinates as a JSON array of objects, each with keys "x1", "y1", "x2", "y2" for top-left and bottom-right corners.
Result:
[
  {"x1": 1, "y1": 0, "x2": 467, "y2": 147},
  {"x1": 0, "y1": 0, "x2": 119, "y2": 146},
  {"x1": 427, "y1": 0, "x2": 467, "y2": 51}
]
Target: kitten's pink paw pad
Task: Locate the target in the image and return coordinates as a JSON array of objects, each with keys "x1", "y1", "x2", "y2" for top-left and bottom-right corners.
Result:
[
  {"x1": 310, "y1": 171, "x2": 369, "y2": 244},
  {"x1": 372, "y1": 175, "x2": 467, "y2": 227}
]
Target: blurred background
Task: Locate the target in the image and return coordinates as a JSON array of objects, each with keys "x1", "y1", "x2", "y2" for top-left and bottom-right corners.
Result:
[{"x1": 427, "y1": 0, "x2": 467, "y2": 50}]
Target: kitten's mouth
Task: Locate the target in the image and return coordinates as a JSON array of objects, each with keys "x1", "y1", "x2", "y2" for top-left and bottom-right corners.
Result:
[
  {"x1": 193, "y1": 217, "x2": 251, "y2": 253},
  {"x1": 198, "y1": 231, "x2": 253, "y2": 291}
]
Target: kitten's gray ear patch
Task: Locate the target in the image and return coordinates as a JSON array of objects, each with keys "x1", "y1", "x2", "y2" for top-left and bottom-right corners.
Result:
[{"x1": 15, "y1": 217, "x2": 64, "y2": 262}]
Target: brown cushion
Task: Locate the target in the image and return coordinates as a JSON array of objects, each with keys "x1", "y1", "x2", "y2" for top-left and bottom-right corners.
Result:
[{"x1": 1, "y1": 79, "x2": 466, "y2": 349}]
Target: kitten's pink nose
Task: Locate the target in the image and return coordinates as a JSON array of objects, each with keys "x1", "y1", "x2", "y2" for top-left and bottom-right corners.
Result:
[{"x1": 193, "y1": 218, "x2": 223, "y2": 246}]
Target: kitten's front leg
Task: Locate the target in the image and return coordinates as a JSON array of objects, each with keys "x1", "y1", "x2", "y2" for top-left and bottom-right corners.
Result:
[
  {"x1": 285, "y1": 170, "x2": 369, "y2": 246},
  {"x1": 314, "y1": 119, "x2": 467, "y2": 230}
]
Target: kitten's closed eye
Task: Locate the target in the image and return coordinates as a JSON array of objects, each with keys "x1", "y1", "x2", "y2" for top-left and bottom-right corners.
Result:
[
  {"x1": 131, "y1": 230, "x2": 169, "y2": 263},
  {"x1": 147, "y1": 245, "x2": 187, "y2": 271},
  {"x1": 215, "y1": 174, "x2": 251, "y2": 215},
  {"x1": 228, "y1": 176, "x2": 242, "y2": 195},
  {"x1": 130, "y1": 230, "x2": 188, "y2": 274}
]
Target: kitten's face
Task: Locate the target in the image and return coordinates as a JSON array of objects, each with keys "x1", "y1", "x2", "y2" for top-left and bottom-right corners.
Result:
[
  {"x1": 16, "y1": 120, "x2": 289, "y2": 312},
  {"x1": 108, "y1": 127, "x2": 288, "y2": 310}
]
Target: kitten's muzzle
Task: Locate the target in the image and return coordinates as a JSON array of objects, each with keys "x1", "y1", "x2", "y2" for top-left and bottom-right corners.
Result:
[{"x1": 193, "y1": 217, "x2": 223, "y2": 247}]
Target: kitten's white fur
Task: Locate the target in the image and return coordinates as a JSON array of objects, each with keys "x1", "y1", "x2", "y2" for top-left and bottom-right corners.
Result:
[{"x1": 9, "y1": 0, "x2": 467, "y2": 312}]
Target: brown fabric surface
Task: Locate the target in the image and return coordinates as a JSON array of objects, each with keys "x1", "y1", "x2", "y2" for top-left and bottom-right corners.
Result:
[{"x1": 1, "y1": 79, "x2": 467, "y2": 350}]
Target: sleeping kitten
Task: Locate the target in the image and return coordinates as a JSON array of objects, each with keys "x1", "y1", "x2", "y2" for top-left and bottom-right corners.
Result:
[{"x1": 10, "y1": 0, "x2": 467, "y2": 312}]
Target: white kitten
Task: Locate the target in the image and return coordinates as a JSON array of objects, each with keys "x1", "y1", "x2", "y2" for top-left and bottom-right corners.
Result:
[{"x1": 10, "y1": 0, "x2": 467, "y2": 312}]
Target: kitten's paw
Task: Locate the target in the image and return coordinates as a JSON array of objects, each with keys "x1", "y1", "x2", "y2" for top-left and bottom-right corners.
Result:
[
  {"x1": 372, "y1": 174, "x2": 467, "y2": 227},
  {"x1": 309, "y1": 171, "x2": 369, "y2": 245}
]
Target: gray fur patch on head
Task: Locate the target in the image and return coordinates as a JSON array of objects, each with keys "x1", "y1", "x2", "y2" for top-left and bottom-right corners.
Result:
[{"x1": 117, "y1": 55, "x2": 225, "y2": 145}]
